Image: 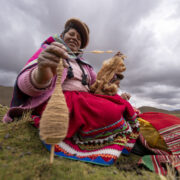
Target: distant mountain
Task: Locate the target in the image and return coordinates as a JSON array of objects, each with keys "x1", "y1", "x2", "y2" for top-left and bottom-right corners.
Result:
[
  {"x1": 0, "y1": 85, "x2": 180, "y2": 116},
  {"x1": 0, "y1": 86, "x2": 13, "y2": 106},
  {"x1": 172, "y1": 109, "x2": 180, "y2": 112},
  {"x1": 139, "y1": 106, "x2": 180, "y2": 114}
]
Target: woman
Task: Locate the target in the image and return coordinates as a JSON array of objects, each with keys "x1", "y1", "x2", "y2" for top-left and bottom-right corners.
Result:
[{"x1": 3, "y1": 18, "x2": 139, "y2": 165}]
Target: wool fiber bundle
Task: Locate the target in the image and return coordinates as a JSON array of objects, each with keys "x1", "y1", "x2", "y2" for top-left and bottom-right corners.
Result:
[{"x1": 90, "y1": 55, "x2": 126, "y2": 96}]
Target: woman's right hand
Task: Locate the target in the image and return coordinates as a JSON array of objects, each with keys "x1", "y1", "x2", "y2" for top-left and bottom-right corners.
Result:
[{"x1": 34, "y1": 42, "x2": 69, "y2": 84}]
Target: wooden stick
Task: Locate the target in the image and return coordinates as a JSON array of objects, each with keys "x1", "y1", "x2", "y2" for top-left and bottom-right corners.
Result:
[
  {"x1": 50, "y1": 144, "x2": 55, "y2": 164},
  {"x1": 69, "y1": 50, "x2": 115, "y2": 54},
  {"x1": 69, "y1": 50, "x2": 127, "y2": 58}
]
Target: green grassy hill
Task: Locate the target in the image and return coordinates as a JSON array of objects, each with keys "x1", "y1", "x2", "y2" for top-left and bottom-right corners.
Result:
[
  {"x1": 139, "y1": 106, "x2": 180, "y2": 118},
  {"x1": 0, "y1": 105, "x2": 161, "y2": 180},
  {"x1": 139, "y1": 106, "x2": 169, "y2": 113}
]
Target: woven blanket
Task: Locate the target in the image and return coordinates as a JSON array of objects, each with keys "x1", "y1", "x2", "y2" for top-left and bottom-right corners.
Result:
[{"x1": 138, "y1": 112, "x2": 180, "y2": 175}]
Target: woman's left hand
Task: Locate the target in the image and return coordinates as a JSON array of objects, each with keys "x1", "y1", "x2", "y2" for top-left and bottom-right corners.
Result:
[
  {"x1": 114, "y1": 51, "x2": 123, "y2": 57},
  {"x1": 121, "y1": 92, "x2": 131, "y2": 100},
  {"x1": 133, "y1": 107, "x2": 141, "y2": 115}
]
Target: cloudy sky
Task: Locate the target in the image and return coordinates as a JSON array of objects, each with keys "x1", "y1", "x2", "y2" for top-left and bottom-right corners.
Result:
[{"x1": 0, "y1": 0, "x2": 180, "y2": 110}]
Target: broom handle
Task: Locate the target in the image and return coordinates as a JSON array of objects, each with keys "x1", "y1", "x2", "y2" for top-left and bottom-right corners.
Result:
[{"x1": 50, "y1": 145, "x2": 55, "y2": 164}]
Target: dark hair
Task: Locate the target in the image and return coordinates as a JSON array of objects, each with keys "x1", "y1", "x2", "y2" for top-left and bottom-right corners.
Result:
[{"x1": 61, "y1": 22, "x2": 84, "y2": 48}]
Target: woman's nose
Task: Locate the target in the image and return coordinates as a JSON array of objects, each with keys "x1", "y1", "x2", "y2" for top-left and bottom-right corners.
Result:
[{"x1": 71, "y1": 34, "x2": 78, "y2": 40}]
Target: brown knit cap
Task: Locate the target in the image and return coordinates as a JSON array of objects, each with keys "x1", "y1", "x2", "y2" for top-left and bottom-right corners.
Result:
[{"x1": 65, "y1": 18, "x2": 89, "y2": 49}]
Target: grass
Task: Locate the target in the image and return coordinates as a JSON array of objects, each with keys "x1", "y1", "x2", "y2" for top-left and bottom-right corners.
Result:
[{"x1": 0, "y1": 104, "x2": 174, "y2": 180}]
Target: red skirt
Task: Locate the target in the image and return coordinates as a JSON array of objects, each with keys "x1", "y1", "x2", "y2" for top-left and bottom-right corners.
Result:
[
  {"x1": 64, "y1": 91, "x2": 137, "y2": 139},
  {"x1": 33, "y1": 91, "x2": 139, "y2": 165},
  {"x1": 34, "y1": 91, "x2": 138, "y2": 139}
]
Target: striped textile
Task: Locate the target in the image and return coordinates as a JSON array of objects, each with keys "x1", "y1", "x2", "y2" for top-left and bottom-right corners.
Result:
[
  {"x1": 138, "y1": 112, "x2": 180, "y2": 176},
  {"x1": 43, "y1": 125, "x2": 139, "y2": 166}
]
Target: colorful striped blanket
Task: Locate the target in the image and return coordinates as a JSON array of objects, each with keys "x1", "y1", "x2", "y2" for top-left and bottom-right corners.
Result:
[{"x1": 138, "y1": 112, "x2": 180, "y2": 176}]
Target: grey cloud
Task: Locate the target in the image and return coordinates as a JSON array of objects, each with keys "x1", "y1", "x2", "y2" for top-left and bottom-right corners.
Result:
[{"x1": 0, "y1": 0, "x2": 179, "y2": 110}]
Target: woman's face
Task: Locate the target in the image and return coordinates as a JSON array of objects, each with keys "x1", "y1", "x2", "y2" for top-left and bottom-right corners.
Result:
[{"x1": 63, "y1": 28, "x2": 82, "y2": 52}]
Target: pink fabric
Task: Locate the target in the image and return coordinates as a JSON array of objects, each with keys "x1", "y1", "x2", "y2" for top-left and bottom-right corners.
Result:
[
  {"x1": 3, "y1": 63, "x2": 96, "y2": 123},
  {"x1": 2, "y1": 35, "x2": 97, "y2": 123},
  {"x1": 2, "y1": 114, "x2": 12, "y2": 123},
  {"x1": 30, "y1": 68, "x2": 52, "y2": 89},
  {"x1": 62, "y1": 59, "x2": 90, "y2": 92},
  {"x1": 17, "y1": 67, "x2": 56, "y2": 97},
  {"x1": 18, "y1": 67, "x2": 52, "y2": 97},
  {"x1": 17, "y1": 61, "x2": 93, "y2": 97}
]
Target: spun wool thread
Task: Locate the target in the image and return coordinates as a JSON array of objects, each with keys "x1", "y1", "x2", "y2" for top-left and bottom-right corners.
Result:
[
  {"x1": 39, "y1": 59, "x2": 69, "y2": 144},
  {"x1": 70, "y1": 50, "x2": 127, "y2": 56}
]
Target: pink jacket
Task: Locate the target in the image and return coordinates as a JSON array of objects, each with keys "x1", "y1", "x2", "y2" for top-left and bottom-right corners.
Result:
[{"x1": 3, "y1": 35, "x2": 96, "y2": 123}]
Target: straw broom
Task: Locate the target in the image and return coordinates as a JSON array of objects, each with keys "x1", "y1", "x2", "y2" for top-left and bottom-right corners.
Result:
[{"x1": 39, "y1": 58, "x2": 69, "y2": 164}]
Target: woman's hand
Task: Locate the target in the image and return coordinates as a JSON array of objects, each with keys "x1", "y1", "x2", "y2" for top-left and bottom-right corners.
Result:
[
  {"x1": 114, "y1": 51, "x2": 126, "y2": 60},
  {"x1": 121, "y1": 92, "x2": 131, "y2": 100},
  {"x1": 34, "y1": 42, "x2": 69, "y2": 84},
  {"x1": 114, "y1": 51, "x2": 124, "y2": 57},
  {"x1": 133, "y1": 107, "x2": 141, "y2": 115}
]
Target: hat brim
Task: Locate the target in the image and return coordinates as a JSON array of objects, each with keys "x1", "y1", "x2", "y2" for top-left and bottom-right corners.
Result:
[{"x1": 65, "y1": 18, "x2": 89, "y2": 49}]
